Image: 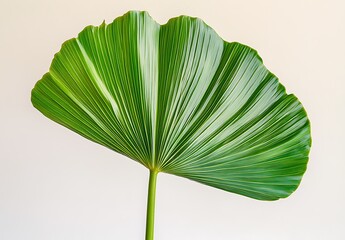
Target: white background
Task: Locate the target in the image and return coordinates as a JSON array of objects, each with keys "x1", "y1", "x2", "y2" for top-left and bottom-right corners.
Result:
[{"x1": 1, "y1": 0, "x2": 344, "y2": 239}]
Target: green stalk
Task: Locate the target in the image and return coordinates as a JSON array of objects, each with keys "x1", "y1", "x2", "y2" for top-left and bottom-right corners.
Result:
[{"x1": 146, "y1": 170, "x2": 158, "y2": 240}]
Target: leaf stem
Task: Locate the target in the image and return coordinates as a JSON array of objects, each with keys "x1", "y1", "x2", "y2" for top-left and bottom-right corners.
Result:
[{"x1": 146, "y1": 170, "x2": 158, "y2": 240}]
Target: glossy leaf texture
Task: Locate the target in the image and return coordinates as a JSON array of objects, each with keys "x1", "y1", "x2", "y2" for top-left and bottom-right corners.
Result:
[{"x1": 32, "y1": 11, "x2": 311, "y2": 200}]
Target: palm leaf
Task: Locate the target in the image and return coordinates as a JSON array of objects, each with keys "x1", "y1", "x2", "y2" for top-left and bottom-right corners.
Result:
[{"x1": 31, "y1": 11, "x2": 311, "y2": 239}]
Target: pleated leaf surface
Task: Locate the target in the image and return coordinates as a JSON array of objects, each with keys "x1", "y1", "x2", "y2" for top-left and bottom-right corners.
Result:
[{"x1": 32, "y1": 11, "x2": 311, "y2": 200}]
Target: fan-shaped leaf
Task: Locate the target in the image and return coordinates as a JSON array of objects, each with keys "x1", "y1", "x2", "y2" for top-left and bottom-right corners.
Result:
[{"x1": 32, "y1": 11, "x2": 311, "y2": 200}]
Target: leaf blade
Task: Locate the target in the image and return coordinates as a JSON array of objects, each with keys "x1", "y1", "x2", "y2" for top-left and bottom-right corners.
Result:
[{"x1": 32, "y1": 11, "x2": 311, "y2": 200}]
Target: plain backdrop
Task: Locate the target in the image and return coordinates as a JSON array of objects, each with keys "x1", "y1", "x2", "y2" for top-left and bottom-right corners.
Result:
[{"x1": 1, "y1": 0, "x2": 344, "y2": 239}]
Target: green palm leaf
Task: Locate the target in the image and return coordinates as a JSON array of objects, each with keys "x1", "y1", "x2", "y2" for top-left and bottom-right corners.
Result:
[{"x1": 31, "y1": 11, "x2": 311, "y2": 239}]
